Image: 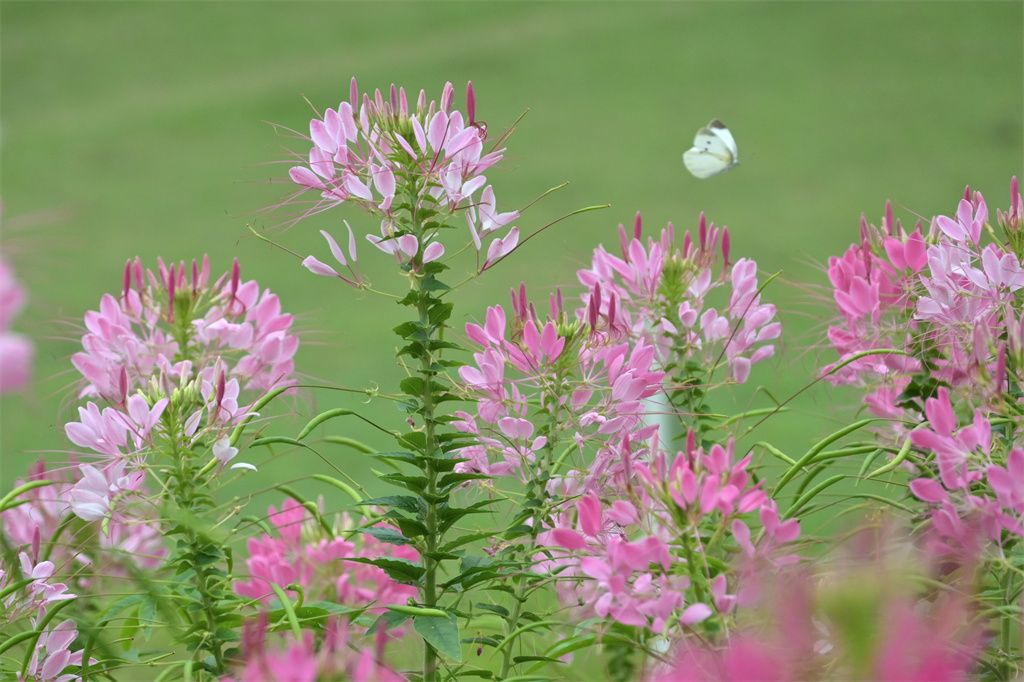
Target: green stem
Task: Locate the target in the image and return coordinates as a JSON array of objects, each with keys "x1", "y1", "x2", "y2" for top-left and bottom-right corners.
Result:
[
  {"x1": 499, "y1": 385, "x2": 562, "y2": 680},
  {"x1": 419, "y1": 282, "x2": 441, "y2": 682},
  {"x1": 402, "y1": 190, "x2": 443, "y2": 682},
  {"x1": 168, "y1": 423, "x2": 227, "y2": 676}
]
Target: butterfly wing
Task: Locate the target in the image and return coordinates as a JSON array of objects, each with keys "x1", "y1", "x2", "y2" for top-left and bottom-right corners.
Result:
[
  {"x1": 683, "y1": 120, "x2": 737, "y2": 179},
  {"x1": 683, "y1": 148, "x2": 730, "y2": 179},
  {"x1": 707, "y1": 119, "x2": 738, "y2": 161}
]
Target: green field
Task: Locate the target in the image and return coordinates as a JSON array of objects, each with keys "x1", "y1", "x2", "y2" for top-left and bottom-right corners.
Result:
[{"x1": 2, "y1": 0, "x2": 1021, "y2": 527}]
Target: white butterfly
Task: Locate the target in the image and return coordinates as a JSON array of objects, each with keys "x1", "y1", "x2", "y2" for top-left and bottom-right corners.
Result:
[{"x1": 682, "y1": 119, "x2": 739, "y2": 179}]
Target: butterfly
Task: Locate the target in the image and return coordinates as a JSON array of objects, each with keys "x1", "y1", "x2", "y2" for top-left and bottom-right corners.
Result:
[{"x1": 682, "y1": 119, "x2": 739, "y2": 179}]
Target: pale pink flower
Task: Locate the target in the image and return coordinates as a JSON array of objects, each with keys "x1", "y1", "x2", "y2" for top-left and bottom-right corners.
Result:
[
  {"x1": 286, "y1": 78, "x2": 516, "y2": 268},
  {"x1": 21, "y1": 619, "x2": 86, "y2": 682},
  {"x1": 0, "y1": 255, "x2": 33, "y2": 392}
]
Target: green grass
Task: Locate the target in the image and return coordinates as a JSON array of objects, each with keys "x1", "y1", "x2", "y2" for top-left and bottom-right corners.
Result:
[{"x1": 1, "y1": 0, "x2": 1021, "y2": 526}]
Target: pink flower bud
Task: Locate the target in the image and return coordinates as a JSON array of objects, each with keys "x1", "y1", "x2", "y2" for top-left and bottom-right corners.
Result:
[{"x1": 348, "y1": 77, "x2": 359, "y2": 107}]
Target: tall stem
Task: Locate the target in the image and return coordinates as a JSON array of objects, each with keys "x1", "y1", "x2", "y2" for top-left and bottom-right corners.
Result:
[
  {"x1": 401, "y1": 191, "x2": 443, "y2": 682},
  {"x1": 166, "y1": 413, "x2": 227, "y2": 676},
  {"x1": 419, "y1": 279, "x2": 440, "y2": 682}
]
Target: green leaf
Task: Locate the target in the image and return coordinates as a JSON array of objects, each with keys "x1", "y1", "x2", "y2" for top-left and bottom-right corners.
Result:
[
  {"x1": 414, "y1": 612, "x2": 463, "y2": 662},
  {"x1": 380, "y1": 473, "x2": 428, "y2": 493},
  {"x1": 361, "y1": 527, "x2": 412, "y2": 546},
  {"x1": 344, "y1": 557, "x2": 424, "y2": 585},
  {"x1": 360, "y1": 495, "x2": 425, "y2": 515},
  {"x1": 439, "y1": 472, "x2": 490, "y2": 490},
  {"x1": 400, "y1": 376, "x2": 425, "y2": 397},
  {"x1": 475, "y1": 603, "x2": 510, "y2": 618},
  {"x1": 368, "y1": 609, "x2": 410, "y2": 635}
]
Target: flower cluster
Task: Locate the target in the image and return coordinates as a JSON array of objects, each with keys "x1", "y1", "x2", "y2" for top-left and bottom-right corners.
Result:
[
  {"x1": 1, "y1": 551, "x2": 88, "y2": 682},
  {"x1": 537, "y1": 490, "x2": 692, "y2": 633},
  {"x1": 825, "y1": 180, "x2": 1024, "y2": 418},
  {"x1": 1, "y1": 460, "x2": 165, "y2": 576},
  {"x1": 61, "y1": 256, "x2": 297, "y2": 527},
  {"x1": 577, "y1": 212, "x2": 779, "y2": 384},
  {"x1": 907, "y1": 388, "x2": 1023, "y2": 554},
  {"x1": 535, "y1": 432, "x2": 800, "y2": 638},
  {"x1": 290, "y1": 78, "x2": 518, "y2": 277},
  {"x1": 455, "y1": 283, "x2": 663, "y2": 487},
  {"x1": 0, "y1": 254, "x2": 33, "y2": 392},
  {"x1": 235, "y1": 498, "x2": 419, "y2": 613}
]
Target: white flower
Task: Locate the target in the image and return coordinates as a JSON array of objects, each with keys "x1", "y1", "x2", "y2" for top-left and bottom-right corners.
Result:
[{"x1": 213, "y1": 437, "x2": 238, "y2": 465}]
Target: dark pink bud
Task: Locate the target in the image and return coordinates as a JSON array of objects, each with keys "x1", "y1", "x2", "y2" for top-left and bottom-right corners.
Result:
[
  {"x1": 698, "y1": 212, "x2": 707, "y2": 250},
  {"x1": 31, "y1": 528, "x2": 40, "y2": 564},
  {"x1": 859, "y1": 214, "x2": 870, "y2": 244},
  {"x1": 518, "y1": 283, "x2": 527, "y2": 317},
  {"x1": 963, "y1": 185, "x2": 971, "y2": 201},
  {"x1": 122, "y1": 259, "x2": 132, "y2": 299},
  {"x1": 166, "y1": 265, "x2": 176, "y2": 322},
  {"x1": 119, "y1": 366, "x2": 128, "y2": 403},
  {"x1": 216, "y1": 371, "x2": 226, "y2": 409},
  {"x1": 441, "y1": 82, "x2": 454, "y2": 112},
  {"x1": 883, "y1": 200, "x2": 894, "y2": 235},
  {"x1": 389, "y1": 83, "x2": 398, "y2": 112},
  {"x1": 133, "y1": 257, "x2": 144, "y2": 291},
  {"x1": 349, "y1": 77, "x2": 359, "y2": 107},
  {"x1": 373, "y1": 88, "x2": 384, "y2": 112},
  {"x1": 466, "y1": 81, "x2": 476, "y2": 125},
  {"x1": 417, "y1": 89, "x2": 427, "y2": 114},
  {"x1": 1012, "y1": 176, "x2": 1022, "y2": 213},
  {"x1": 157, "y1": 256, "x2": 169, "y2": 286},
  {"x1": 177, "y1": 260, "x2": 187, "y2": 288},
  {"x1": 191, "y1": 259, "x2": 199, "y2": 295},
  {"x1": 607, "y1": 293, "x2": 617, "y2": 330},
  {"x1": 230, "y1": 258, "x2": 241, "y2": 299},
  {"x1": 682, "y1": 231, "x2": 692, "y2": 257},
  {"x1": 362, "y1": 92, "x2": 372, "y2": 114},
  {"x1": 556, "y1": 287, "x2": 564, "y2": 317},
  {"x1": 399, "y1": 86, "x2": 408, "y2": 117},
  {"x1": 722, "y1": 228, "x2": 731, "y2": 266},
  {"x1": 618, "y1": 223, "x2": 629, "y2": 258},
  {"x1": 200, "y1": 254, "x2": 210, "y2": 288},
  {"x1": 663, "y1": 222, "x2": 674, "y2": 251},
  {"x1": 633, "y1": 211, "x2": 642, "y2": 240}
]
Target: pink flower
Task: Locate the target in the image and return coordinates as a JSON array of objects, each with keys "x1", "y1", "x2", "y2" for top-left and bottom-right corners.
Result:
[
  {"x1": 235, "y1": 499, "x2": 419, "y2": 616},
  {"x1": 22, "y1": 619, "x2": 86, "y2": 682},
  {"x1": 935, "y1": 196, "x2": 987, "y2": 245},
  {"x1": 0, "y1": 255, "x2": 32, "y2": 393},
  {"x1": 286, "y1": 78, "x2": 515, "y2": 265},
  {"x1": 578, "y1": 212, "x2": 779, "y2": 384},
  {"x1": 68, "y1": 460, "x2": 144, "y2": 525}
]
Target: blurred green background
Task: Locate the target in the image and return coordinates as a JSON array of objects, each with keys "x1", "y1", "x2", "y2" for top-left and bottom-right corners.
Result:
[{"x1": 1, "y1": 1, "x2": 1021, "y2": 525}]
